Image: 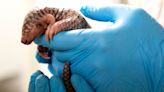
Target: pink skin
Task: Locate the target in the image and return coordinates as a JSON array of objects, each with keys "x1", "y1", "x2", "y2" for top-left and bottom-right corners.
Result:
[{"x1": 44, "y1": 14, "x2": 57, "y2": 42}]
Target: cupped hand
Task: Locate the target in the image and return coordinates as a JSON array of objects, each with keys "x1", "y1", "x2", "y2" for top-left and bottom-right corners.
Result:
[{"x1": 34, "y1": 5, "x2": 164, "y2": 92}]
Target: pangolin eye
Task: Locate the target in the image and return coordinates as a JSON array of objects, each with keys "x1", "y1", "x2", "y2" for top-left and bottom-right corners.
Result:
[
  {"x1": 36, "y1": 23, "x2": 42, "y2": 28},
  {"x1": 46, "y1": 23, "x2": 49, "y2": 26}
]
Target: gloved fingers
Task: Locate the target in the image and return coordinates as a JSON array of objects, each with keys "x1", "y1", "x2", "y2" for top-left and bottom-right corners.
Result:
[
  {"x1": 35, "y1": 74, "x2": 50, "y2": 92},
  {"x1": 50, "y1": 76, "x2": 66, "y2": 92},
  {"x1": 34, "y1": 26, "x2": 94, "y2": 52},
  {"x1": 50, "y1": 29, "x2": 93, "y2": 51},
  {"x1": 28, "y1": 70, "x2": 43, "y2": 92},
  {"x1": 50, "y1": 31, "x2": 97, "y2": 64},
  {"x1": 34, "y1": 35, "x2": 50, "y2": 48},
  {"x1": 71, "y1": 74, "x2": 94, "y2": 92},
  {"x1": 48, "y1": 63, "x2": 56, "y2": 75},
  {"x1": 35, "y1": 51, "x2": 51, "y2": 64},
  {"x1": 80, "y1": 5, "x2": 131, "y2": 22},
  {"x1": 49, "y1": 57, "x2": 64, "y2": 76}
]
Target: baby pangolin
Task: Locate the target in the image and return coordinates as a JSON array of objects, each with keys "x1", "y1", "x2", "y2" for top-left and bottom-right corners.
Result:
[{"x1": 21, "y1": 7, "x2": 91, "y2": 92}]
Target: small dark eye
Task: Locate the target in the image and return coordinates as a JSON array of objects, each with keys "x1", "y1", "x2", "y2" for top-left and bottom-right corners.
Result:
[
  {"x1": 36, "y1": 23, "x2": 42, "y2": 27},
  {"x1": 46, "y1": 23, "x2": 49, "y2": 26}
]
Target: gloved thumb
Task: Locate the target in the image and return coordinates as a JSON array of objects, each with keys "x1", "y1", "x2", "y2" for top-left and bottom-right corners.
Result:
[{"x1": 80, "y1": 5, "x2": 131, "y2": 22}]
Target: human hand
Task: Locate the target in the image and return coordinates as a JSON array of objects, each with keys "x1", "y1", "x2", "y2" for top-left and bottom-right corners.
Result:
[
  {"x1": 28, "y1": 70, "x2": 93, "y2": 92},
  {"x1": 34, "y1": 5, "x2": 164, "y2": 92}
]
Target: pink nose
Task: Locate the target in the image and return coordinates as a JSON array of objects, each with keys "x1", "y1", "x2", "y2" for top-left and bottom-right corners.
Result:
[
  {"x1": 21, "y1": 38, "x2": 27, "y2": 44},
  {"x1": 21, "y1": 38, "x2": 31, "y2": 45}
]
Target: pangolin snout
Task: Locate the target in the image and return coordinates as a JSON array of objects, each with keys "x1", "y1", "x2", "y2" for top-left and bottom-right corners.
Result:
[{"x1": 21, "y1": 37, "x2": 32, "y2": 45}]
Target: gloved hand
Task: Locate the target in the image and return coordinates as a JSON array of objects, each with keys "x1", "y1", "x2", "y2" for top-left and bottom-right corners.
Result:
[
  {"x1": 34, "y1": 5, "x2": 164, "y2": 92},
  {"x1": 28, "y1": 70, "x2": 93, "y2": 92}
]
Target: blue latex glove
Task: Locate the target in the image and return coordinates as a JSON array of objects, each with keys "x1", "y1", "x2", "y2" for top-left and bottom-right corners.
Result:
[
  {"x1": 34, "y1": 5, "x2": 164, "y2": 92},
  {"x1": 28, "y1": 70, "x2": 93, "y2": 92}
]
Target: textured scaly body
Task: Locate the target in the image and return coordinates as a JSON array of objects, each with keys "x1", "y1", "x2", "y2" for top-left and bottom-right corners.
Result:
[{"x1": 21, "y1": 7, "x2": 91, "y2": 92}]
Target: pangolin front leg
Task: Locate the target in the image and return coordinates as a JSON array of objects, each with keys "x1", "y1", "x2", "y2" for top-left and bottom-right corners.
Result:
[{"x1": 45, "y1": 15, "x2": 91, "y2": 42}]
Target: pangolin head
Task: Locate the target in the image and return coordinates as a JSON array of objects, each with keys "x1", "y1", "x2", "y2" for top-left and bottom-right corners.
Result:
[{"x1": 21, "y1": 7, "x2": 52, "y2": 45}]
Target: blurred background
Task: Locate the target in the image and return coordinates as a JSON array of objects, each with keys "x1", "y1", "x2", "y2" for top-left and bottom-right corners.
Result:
[{"x1": 0, "y1": 0, "x2": 163, "y2": 92}]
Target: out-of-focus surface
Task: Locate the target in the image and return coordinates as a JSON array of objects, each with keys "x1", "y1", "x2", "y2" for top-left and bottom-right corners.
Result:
[
  {"x1": 0, "y1": 0, "x2": 163, "y2": 92},
  {"x1": 128, "y1": 0, "x2": 164, "y2": 27}
]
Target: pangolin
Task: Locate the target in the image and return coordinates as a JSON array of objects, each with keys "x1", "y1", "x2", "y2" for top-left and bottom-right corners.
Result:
[{"x1": 21, "y1": 7, "x2": 91, "y2": 92}]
